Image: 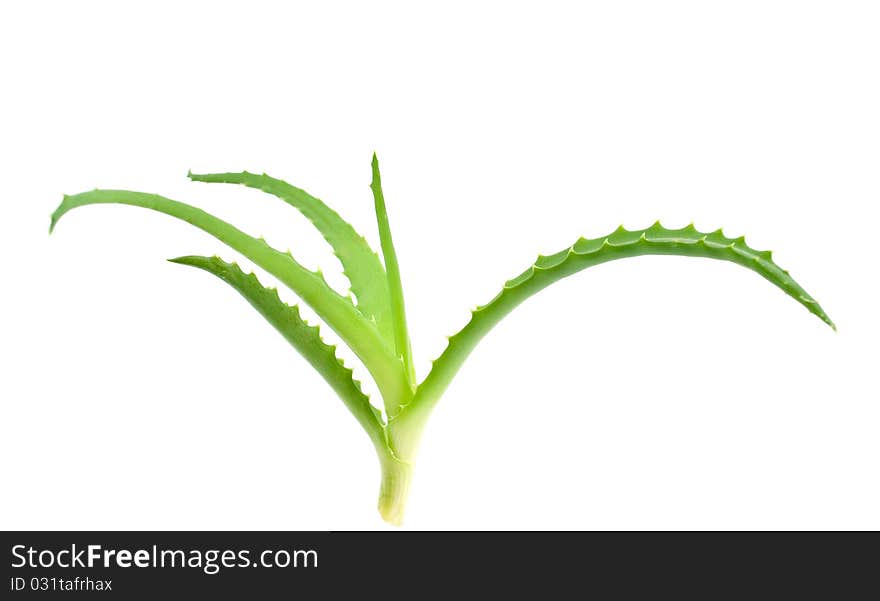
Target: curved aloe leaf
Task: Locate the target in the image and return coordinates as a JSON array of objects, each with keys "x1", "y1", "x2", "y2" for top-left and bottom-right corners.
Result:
[
  {"x1": 169, "y1": 255, "x2": 386, "y2": 449},
  {"x1": 398, "y1": 222, "x2": 834, "y2": 429},
  {"x1": 187, "y1": 170, "x2": 394, "y2": 345},
  {"x1": 49, "y1": 190, "x2": 409, "y2": 404}
]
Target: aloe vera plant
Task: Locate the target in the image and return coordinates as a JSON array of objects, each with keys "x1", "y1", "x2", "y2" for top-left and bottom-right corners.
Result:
[{"x1": 50, "y1": 154, "x2": 834, "y2": 525}]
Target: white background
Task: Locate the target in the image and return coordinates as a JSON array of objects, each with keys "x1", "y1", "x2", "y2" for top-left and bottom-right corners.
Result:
[{"x1": 1, "y1": 1, "x2": 878, "y2": 530}]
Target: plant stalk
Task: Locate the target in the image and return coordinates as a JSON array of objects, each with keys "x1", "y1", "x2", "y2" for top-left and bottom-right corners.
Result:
[{"x1": 377, "y1": 453, "x2": 414, "y2": 526}]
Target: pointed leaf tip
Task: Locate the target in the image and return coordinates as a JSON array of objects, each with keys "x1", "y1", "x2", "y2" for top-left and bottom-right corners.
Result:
[
  {"x1": 49, "y1": 196, "x2": 69, "y2": 234},
  {"x1": 370, "y1": 153, "x2": 382, "y2": 189},
  {"x1": 167, "y1": 255, "x2": 195, "y2": 265}
]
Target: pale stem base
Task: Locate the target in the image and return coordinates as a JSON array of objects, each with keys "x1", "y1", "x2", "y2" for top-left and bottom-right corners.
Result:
[{"x1": 377, "y1": 455, "x2": 414, "y2": 526}]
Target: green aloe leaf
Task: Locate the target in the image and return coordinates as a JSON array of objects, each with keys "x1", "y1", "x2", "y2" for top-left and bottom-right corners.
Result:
[
  {"x1": 49, "y1": 189, "x2": 408, "y2": 404},
  {"x1": 400, "y1": 222, "x2": 834, "y2": 427},
  {"x1": 187, "y1": 170, "x2": 394, "y2": 346},
  {"x1": 169, "y1": 255, "x2": 385, "y2": 449},
  {"x1": 370, "y1": 154, "x2": 416, "y2": 408}
]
